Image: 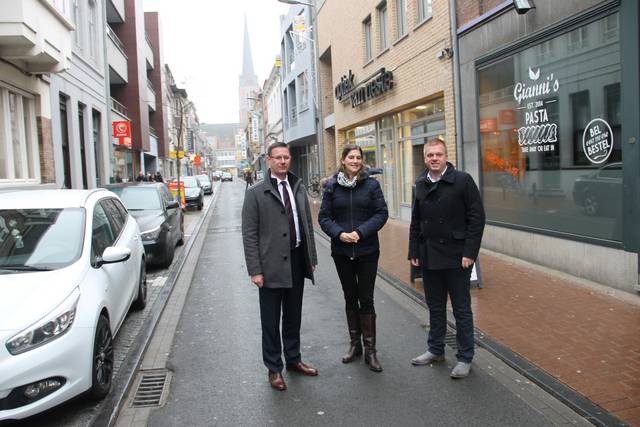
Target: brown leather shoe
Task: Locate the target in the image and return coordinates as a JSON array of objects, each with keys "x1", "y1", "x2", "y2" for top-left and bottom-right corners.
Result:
[
  {"x1": 286, "y1": 361, "x2": 318, "y2": 376},
  {"x1": 268, "y1": 371, "x2": 286, "y2": 391}
]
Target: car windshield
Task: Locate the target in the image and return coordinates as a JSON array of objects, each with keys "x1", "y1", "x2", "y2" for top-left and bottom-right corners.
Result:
[
  {"x1": 109, "y1": 186, "x2": 162, "y2": 210},
  {"x1": 197, "y1": 175, "x2": 211, "y2": 184},
  {"x1": 0, "y1": 208, "x2": 85, "y2": 273},
  {"x1": 183, "y1": 177, "x2": 198, "y2": 188}
]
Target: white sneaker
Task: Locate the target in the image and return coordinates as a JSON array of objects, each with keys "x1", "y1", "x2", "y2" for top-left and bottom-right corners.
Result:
[
  {"x1": 411, "y1": 351, "x2": 445, "y2": 366},
  {"x1": 450, "y1": 362, "x2": 471, "y2": 378}
]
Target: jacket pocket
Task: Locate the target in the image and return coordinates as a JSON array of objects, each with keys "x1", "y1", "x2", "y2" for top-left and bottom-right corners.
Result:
[{"x1": 452, "y1": 231, "x2": 466, "y2": 240}]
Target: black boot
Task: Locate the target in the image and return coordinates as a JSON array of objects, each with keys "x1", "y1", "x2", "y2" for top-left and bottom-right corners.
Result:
[
  {"x1": 342, "y1": 309, "x2": 362, "y2": 363},
  {"x1": 360, "y1": 313, "x2": 383, "y2": 372}
]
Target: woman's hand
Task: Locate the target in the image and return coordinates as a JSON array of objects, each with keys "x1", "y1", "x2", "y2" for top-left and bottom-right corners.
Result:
[{"x1": 339, "y1": 232, "x2": 360, "y2": 243}]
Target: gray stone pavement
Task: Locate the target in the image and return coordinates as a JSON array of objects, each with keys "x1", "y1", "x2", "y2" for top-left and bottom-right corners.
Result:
[{"x1": 115, "y1": 180, "x2": 590, "y2": 427}]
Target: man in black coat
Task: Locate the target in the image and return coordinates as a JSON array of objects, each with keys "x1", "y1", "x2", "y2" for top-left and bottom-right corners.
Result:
[
  {"x1": 408, "y1": 138, "x2": 485, "y2": 379},
  {"x1": 242, "y1": 142, "x2": 318, "y2": 391}
]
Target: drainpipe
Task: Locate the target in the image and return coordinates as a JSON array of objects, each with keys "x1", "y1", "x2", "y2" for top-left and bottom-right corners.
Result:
[{"x1": 449, "y1": 0, "x2": 464, "y2": 170}]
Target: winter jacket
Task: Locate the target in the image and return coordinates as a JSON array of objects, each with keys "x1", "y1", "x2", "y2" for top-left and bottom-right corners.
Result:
[
  {"x1": 408, "y1": 162, "x2": 485, "y2": 270},
  {"x1": 242, "y1": 171, "x2": 318, "y2": 288},
  {"x1": 318, "y1": 171, "x2": 389, "y2": 258}
]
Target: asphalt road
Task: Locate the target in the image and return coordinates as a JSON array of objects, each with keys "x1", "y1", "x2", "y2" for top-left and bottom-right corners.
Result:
[{"x1": 146, "y1": 180, "x2": 581, "y2": 426}]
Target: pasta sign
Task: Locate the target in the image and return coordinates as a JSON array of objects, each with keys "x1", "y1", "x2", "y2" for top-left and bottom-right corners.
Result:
[{"x1": 513, "y1": 67, "x2": 560, "y2": 154}]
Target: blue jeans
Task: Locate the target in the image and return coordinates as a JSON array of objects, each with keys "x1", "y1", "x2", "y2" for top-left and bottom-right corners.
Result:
[{"x1": 421, "y1": 267, "x2": 474, "y2": 363}]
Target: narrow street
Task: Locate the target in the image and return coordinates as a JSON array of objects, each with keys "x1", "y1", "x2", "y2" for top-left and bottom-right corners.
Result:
[{"x1": 113, "y1": 180, "x2": 590, "y2": 426}]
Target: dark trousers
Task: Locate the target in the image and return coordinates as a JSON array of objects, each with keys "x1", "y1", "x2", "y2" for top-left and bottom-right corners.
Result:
[
  {"x1": 258, "y1": 246, "x2": 306, "y2": 373},
  {"x1": 332, "y1": 251, "x2": 379, "y2": 314},
  {"x1": 421, "y1": 267, "x2": 474, "y2": 363}
]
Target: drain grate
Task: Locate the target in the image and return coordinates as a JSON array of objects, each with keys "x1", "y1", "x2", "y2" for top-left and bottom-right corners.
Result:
[
  {"x1": 131, "y1": 369, "x2": 171, "y2": 408},
  {"x1": 444, "y1": 330, "x2": 458, "y2": 349},
  {"x1": 208, "y1": 225, "x2": 242, "y2": 234}
]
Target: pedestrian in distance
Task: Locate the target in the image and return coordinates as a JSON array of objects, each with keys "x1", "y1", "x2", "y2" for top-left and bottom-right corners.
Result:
[
  {"x1": 245, "y1": 170, "x2": 254, "y2": 188},
  {"x1": 408, "y1": 138, "x2": 485, "y2": 379},
  {"x1": 154, "y1": 171, "x2": 164, "y2": 183},
  {"x1": 318, "y1": 144, "x2": 389, "y2": 372},
  {"x1": 135, "y1": 171, "x2": 145, "y2": 182},
  {"x1": 241, "y1": 142, "x2": 319, "y2": 391}
]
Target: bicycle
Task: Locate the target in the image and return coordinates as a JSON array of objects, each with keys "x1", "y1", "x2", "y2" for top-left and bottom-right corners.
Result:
[{"x1": 307, "y1": 175, "x2": 322, "y2": 199}]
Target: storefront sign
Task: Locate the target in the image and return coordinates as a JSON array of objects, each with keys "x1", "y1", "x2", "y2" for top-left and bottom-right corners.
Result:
[
  {"x1": 514, "y1": 67, "x2": 560, "y2": 153},
  {"x1": 582, "y1": 118, "x2": 613, "y2": 164},
  {"x1": 112, "y1": 121, "x2": 131, "y2": 138},
  {"x1": 334, "y1": 68, "x2": 394, "y2": 108}
]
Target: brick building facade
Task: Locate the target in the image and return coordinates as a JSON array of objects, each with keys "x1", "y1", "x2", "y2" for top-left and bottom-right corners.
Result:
[{"x1": 317, "y1": 0, "x2": 455, "y2": 220}]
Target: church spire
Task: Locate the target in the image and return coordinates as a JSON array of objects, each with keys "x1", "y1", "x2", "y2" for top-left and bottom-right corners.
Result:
[{"x1": 241, "y1": 14, "x2": 256, "y2": 81}]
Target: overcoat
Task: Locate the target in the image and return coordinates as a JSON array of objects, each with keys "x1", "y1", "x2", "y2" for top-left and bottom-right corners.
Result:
[
  {"x1": 318, "y1": 171, "x2": 388, "y2": 259},
  {"x1": 408, "y1": 162, "x2": 485, "y2": 270},
  {"x1": 242, "y1": 171, "x2": 318, "y2": 288}
]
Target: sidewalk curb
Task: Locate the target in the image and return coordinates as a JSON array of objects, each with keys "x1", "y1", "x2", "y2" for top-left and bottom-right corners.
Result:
[
  {"x1": 90, "y1": 185, "x2": 221, "y2": 427},
  {"x1": 315, "y1": 229, "x2": 624, "y2": 427}
]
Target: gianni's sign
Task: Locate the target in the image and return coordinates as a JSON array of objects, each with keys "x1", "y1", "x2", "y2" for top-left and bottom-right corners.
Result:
[
  {"x1": 334, "y1": 68, "x2": 394, "y2": 108},
  {"x1": 514, "y1": 67, "x2": 560, "y2": 153}
]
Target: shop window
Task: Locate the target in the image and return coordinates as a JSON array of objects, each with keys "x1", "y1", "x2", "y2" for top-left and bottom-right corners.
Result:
[
  {"x1": 477, "y1": 13, "x2": 622, "y2": 242},
  {"x1": 346, "y1": 122, "x2": 376, "y2": 167}
]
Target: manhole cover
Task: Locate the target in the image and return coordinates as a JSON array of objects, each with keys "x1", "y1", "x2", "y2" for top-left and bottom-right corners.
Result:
[
  {"x1": 131, "y1": 369, "x2": 171, "y2": 408},
  {"x1": 208, "y1": 226, "x2": 242, "y2": 234}
]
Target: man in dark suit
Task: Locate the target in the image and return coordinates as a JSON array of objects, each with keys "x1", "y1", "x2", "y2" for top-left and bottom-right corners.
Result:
[
  {"x1": 408, "y1": 138, "x2": 485, "y2": 379},
  {"x1": 242, "y1": 142, "x2": 318, "y2": 391}
]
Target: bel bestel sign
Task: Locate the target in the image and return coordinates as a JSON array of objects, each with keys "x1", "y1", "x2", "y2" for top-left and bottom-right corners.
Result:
[
  {"x1": 335, "y1": 68, "x2": 394, "y2": 108},
  {"x1": 514, "y1": 67, "x2": 560, "y2": 154}
]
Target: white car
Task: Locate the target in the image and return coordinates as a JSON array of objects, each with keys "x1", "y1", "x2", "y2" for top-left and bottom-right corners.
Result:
[{"x1": 0, "y1": 189, "x2": 146, "y2": 421}]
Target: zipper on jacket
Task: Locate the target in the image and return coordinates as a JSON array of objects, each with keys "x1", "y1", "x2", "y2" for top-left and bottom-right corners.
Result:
[{"x1": 350, "y1": 188, "x2": 355, "y2": 260}]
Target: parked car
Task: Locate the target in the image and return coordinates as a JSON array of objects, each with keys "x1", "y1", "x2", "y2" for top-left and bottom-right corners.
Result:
[
  {"x1": 0, "y1": 189, "x2": 146, "y2": 421},
  {"x1": 197, "y1": 174, "x2": 213, "y2": 195},
  {"x1": 180, "y1": 176, "x2": 204, "y2": 210},
  {"x1": 211, "y1": 171, "x2": 222, "y2": 182},
  {"x1": 221, "y1": 172, "x2": 233, "y2": 182},
  {"x1": 105, "y1": 183, "x2": 184, "y2": 268},
  {"x1": 573, "y1": 162, "x2": 622, "y2": 217}
]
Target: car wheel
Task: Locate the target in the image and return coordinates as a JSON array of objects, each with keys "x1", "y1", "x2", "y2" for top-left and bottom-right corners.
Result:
[
  {"x1": 88, "y1": 314, "x2": 113, "y2": 400},
  {"x1": 132, "y1": 262, "x2": 147, "y2": 310},
  {"x1": 583, "y1": 191, "x2": 599, "y2": 216},
  {"x1": 160, "y1": 239, "x2": 175, "y2": 268},
  {"x1": 177, "y1": 219, "x2": 185, "y2": 246}
]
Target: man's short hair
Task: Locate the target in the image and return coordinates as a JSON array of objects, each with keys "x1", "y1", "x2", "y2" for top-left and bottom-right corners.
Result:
[
  {"x1": 423, "y1": 137, "x2": 447, "y2": 155},
  {"x1": 267, "y1": 141, "x2": 289, "y2": 157}
]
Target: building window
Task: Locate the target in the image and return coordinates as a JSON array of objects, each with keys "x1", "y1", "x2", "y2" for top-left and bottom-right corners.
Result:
[
  {"x1": 363, "y1": 16, "x2": 373, "y2": 61},
  {"x1": 416, "y1": 0, "x2": 432, "y2": 24},
  {"x1": 0, "y1": 87, "x2": 39, "y2": 184},
  {"x1": 72, "y1": 0, "x2": 80, "y2": 46},
  {"x1": 346, "y1": 123, "x2": 377, "y2": 168},
  {"x1": 297, "y1": 72, "x2": 309, "y2": 111},
  {"x1": 395, "y1": 0, "x2": 407, "y2": 39},
  {"x1": 477, "y1": 13, "x2": 622, "y2": 243},
  {"x1": 88, "y1": 0, "x2": 98, "y2": 62},
  {"x1": 377, "y1": 1, "x2": 388, "y2": 51}
]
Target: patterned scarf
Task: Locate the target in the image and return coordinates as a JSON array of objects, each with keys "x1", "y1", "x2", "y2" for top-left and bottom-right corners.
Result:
[{"x1": 337, "y1": 171, "x2": 358, "y2": 188}]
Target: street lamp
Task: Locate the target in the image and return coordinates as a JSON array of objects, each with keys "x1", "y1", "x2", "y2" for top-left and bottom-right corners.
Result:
[{"x1": 276, "y1": 0, "x2": 325, "y2": 178}]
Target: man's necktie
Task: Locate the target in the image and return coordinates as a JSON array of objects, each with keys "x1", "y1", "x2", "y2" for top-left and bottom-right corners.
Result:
[{"x1": 281, "y1": 181, "x2": 297, "y2": 248}]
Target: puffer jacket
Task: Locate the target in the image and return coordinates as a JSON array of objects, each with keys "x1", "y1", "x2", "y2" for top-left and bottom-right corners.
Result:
[{"x1": 318, "y1": 171, "x2": 388, "y2": 258}]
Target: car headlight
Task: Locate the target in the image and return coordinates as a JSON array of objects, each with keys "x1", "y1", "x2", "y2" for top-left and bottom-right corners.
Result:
[
  {"x1": 6, "y1": 287, "x2": 80, "y2": 355},
  {"x1": 141, "y1": 225, "x2": 162, "y2": 241}
]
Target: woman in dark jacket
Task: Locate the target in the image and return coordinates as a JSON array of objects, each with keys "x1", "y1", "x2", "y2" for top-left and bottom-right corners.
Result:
[{"x1": 318, "y1": 144, "x2": 389, "y2": 372}]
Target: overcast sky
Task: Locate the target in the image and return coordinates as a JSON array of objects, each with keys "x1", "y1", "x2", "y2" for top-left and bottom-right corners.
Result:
[{"x1": 144, "y1": 0, "x2": 290, "y2": 124}]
